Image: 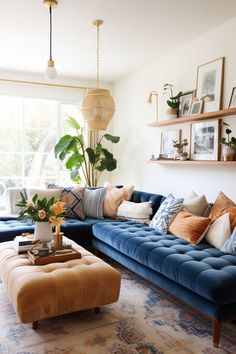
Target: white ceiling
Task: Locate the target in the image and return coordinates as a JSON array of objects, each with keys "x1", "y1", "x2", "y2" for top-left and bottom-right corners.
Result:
[{"x1": 0, "y1": 0, "x2": 236, "y2": 83}]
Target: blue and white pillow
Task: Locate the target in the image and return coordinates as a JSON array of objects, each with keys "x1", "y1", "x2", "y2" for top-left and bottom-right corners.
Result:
[
  {"x1": 221, "y1": 227, "x2": 236, "y2": 254},
  {"x1": 150, "y1": 193, "x2": 183, "y2": 234}
]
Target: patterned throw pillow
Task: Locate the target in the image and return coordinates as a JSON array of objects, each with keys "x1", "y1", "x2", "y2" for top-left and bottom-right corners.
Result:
[
  {"x1": 83, "y1": 187, "x2": 107, "y2": 219},
  {"x1": 47, "y1": 184, "x2": 85, "y2": 220},
  {"x1": 222, "y1": 227, "x2": 236, "y2": 254},
  {"x1": 150, "y1": 194, "x2": 183, "y2": 234}
]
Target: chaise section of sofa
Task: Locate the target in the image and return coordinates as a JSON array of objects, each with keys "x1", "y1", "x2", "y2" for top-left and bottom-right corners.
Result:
[{"x1": 91, "y1": 191, "x2": 236, "y2": 348}]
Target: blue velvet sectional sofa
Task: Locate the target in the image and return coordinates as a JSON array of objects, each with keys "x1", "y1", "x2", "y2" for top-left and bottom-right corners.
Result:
[{"x1": 1, "y1": 189, "x2": 235, "y2": 348}]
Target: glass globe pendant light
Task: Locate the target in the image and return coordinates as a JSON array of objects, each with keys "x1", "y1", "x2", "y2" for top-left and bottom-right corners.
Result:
[
  {"x1": 43, "y1": 0, "x2": 58, "y2": 79},
  {"x1": 82, "y1": 20, "x2": 115, "y2": 131}
]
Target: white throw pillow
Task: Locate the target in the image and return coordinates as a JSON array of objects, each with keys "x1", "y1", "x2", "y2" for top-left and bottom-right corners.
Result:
[
  {"x1": 117, "y1": 201, "x2": 152, "y2": 223},
  {"x1": 204, "y1": 213, "x2": 231, "y2": 249},
  {"x1": 183, "y1": 191, "x2": 209, "y2": 216},
  {"x1": 27, "y1": 188, "x2": 62, "y2": 202}
]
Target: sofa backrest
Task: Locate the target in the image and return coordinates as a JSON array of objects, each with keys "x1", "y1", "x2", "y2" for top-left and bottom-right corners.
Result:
[{"x1": 130, "y1": 190, "x2": 165, "y2": 218}]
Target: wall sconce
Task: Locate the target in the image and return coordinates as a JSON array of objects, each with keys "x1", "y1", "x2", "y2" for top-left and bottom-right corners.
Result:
[{"x1": 147, "y1": 90, "x2": 158, "y2": 122}]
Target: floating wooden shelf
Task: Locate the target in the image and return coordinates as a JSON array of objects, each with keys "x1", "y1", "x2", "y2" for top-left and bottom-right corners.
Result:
[
  {"x1": 148, "y1": 160, "x2": 236, "y2": 166},
  {"x1": 147, "y1": 107, "x2": 236, "y2": 127}
]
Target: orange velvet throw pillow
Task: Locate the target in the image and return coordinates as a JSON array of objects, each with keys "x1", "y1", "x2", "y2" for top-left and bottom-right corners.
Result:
[
  {"x1": 169, "y1": 209, "x2": 211, "y2": 245},
  {"x1": 209, "y1": 191, "x2": 236, "y2": 231}
]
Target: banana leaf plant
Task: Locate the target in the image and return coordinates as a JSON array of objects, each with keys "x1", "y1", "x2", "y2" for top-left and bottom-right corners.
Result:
[{"x1": 54, "y1": 117, "x2": 120, "y2": 187}]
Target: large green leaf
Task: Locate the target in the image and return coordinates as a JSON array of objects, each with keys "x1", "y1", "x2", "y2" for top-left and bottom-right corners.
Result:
[
  {"x1": 54, "y1": 135, "x2": 74, "y2": 158},
  {"x1": 67, "y1": 117, "x2": 81, "y2": 130},
  {"x1": 102, "y1": 148, "x2": 113, "y2": 159},
  {"x1": 96, "y1": 157, "x2": 117, "y2": 172},
  {"x1": 104, "y1": 134, "x2": 120, "y2": 143},
  {"x1": 66, "y1": 154, "x2": 84, "y2": 169},
  {"x1": 70, "y1": 168, "x2": 82, "y2": 183},
  {"x1": 86, "y1": 148, "x2": 96, "y2": 164}
]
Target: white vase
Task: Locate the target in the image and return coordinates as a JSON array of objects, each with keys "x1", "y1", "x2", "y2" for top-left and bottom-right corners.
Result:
[
  {"x1": 165, "y1": 108, "x2": 177, "y2": 120},
  {"x1": 223, "y1": 146, "x2": 235, "y2": 161},
  {"x1": 34, "y1": 221, "x2": 53, "y2": 242}
]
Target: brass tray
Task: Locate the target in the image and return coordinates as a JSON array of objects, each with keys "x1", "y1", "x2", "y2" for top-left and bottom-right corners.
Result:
[{"x1": 28, "y1": 248, "x2": 81, "y2": 265}]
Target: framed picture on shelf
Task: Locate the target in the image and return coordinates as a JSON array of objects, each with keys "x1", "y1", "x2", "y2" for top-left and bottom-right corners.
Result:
[
  {"x1": 190, "y1": 120, "x2": 219, "y2": 160},
  {"x1": 196, "y1": 57, "x2": 224, "y2": 113},
  {"x1": 179, "y1": 91, "x2": 195, "y2": 117},
  {"x1": 160, "y1": 129, "x2": 181, "y2": 159},
  {"x1": 228, "y1": 87, "x2": 236, "y2": 108},
  {"x1": 190, "y1": 100, "x2": 203, "y2": 116}
]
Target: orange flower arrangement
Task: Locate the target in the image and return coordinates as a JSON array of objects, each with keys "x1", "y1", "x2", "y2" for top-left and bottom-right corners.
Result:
[
  {"x1": 49, "y1": 201, "x2": 66, "y2": 234},
  {"x1": 16, "y1": 193, "x2": 66, "y2": 234}
]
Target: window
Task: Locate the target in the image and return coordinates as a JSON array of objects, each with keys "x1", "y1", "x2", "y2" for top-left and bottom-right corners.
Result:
[{"x1": 0, "y1": 95, "x2": 84, "y2": 212}]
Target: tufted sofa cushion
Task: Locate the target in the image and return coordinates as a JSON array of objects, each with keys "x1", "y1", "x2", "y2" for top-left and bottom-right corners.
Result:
[
  {"x1": 92, "y1": 221, "x2": 236, "y2": 305},
  {"x1": 0, "y1": 218, "x2": 114, "y2": 247}
]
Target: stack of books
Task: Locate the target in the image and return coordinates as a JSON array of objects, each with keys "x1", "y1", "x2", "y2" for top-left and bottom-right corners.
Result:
[{"x1": 13, "y1": 234, "x2": 37, "y2": 254}]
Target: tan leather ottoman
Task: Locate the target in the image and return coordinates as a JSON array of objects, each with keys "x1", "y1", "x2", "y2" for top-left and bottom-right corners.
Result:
[{"x1": 0, "y1": 238, "x2": 121, "y2": 328}]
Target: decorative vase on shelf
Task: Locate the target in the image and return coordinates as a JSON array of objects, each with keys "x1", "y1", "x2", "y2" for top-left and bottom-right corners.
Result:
[
  {"x1": 34, "y1": 221, "x2": 53, "y2": 243},
  {"x1": 165, "y1": 108, "x2": 177, "y2": 120},
  {"x1": 222, "y1": 146, "x2": 235, "y2": 161}
]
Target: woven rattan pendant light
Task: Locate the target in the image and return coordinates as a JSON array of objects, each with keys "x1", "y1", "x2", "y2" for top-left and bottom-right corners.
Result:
[{"x1": 82, "y1": 20, "x2": 115, "y2": 131}]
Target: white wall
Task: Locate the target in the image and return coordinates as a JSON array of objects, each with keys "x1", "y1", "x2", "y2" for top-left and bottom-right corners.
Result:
[{"x1": 112, "y1": 16, "x2": 236, "y2": 202}]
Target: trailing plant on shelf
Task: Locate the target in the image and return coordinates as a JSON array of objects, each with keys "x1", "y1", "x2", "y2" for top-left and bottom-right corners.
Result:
[
  {"x1": 220, "y1": 122, "x2": 236, "y2": 161},
  {"x1": 54, "y1": 117, "x2": 120, "y2": 187},
  {"x1": 163, "y1": 83, "x2": 182, "y2": 117}
]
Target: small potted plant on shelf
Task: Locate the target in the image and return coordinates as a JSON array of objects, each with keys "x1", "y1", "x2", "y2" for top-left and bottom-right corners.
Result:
[
  {"x1": 163, "y1": 83, "x2": 182, "y2": 119},
  {"x1": 173, "y1": 138, "x2": 189, "y2": 160},
  {"x1": 220, "y1": 122, "x2": 236, "y2": 161}
]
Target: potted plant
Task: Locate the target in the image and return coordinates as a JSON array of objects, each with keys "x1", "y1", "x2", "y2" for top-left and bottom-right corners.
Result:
[
  {"x1": 220, "y1": 122, "x2": 236, "y2": 161},
  {"x1": 54, "y1": 117, "x2": 120, "y2": 187},
  {"x1": 173, "y1": 138, "x2": 189, "y2": 160},
  {"x1": 16, "y1": 193, "x2": 66, "y2": 245},
  {"x1": 163, "y1": 83, "x2": 182, "y2": 119}
]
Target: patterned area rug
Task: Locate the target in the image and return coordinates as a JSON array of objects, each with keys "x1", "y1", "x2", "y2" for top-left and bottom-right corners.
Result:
[{"x1": 0, "y1": 261, "x2": 236, "y2": 354}]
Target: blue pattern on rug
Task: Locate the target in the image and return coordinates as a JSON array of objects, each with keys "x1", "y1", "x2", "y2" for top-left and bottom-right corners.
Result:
[{"x1": 1, "y1": 264, "x2": 236, "y2": 353}]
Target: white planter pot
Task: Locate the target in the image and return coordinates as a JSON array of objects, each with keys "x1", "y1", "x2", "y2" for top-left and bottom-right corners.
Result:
[
  {"x1": 34, "y1": 221, "x2": 53, "y2": 242},
  {"x1": 223, "y1": 146, "x2": 235, "y2": 161},
  {"x1": 165, "y1": 108, "x2": 177, "y2": 120}
]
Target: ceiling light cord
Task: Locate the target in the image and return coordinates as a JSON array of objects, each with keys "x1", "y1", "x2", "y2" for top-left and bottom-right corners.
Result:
[{"x1": 49, "y1": 5, "x2": 53, "y2": 60}]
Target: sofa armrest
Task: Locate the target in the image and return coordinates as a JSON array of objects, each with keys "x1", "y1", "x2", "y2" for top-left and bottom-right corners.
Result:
[{"x1": 6, "y1": 187, "x2": 27, "y2": 215}]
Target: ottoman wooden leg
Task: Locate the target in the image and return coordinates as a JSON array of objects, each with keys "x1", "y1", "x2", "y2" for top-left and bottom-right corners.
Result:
[
  {"x1": 94, "y1": 248, "x2": 100, "y2": 257},
  {"x1": 32, "y1": 321, "x2": 39, "y2": 330},
  {"x1": 95, "y1": 307, "x2": 100, "y2": 314},
  {"x1": 213, "y1": 320, "x2": 221, "y2": 348}
]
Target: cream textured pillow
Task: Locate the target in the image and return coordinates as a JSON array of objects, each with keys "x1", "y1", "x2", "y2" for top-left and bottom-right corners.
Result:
[
  {"x1": 27, "y1": 188, "x2": 62, "y2": 202},
  {"x1": 103, "y1": 183, "x2": 134, "y2": 218},
  {"x1": 204, "y1": 213, "x2": 231, "y2": 249},
  {"x1": 117, "y1": 201, "x2": 152, "y2": 223},
  {"x1": 183, "y1": 191, "x2": 209, "y2": 216}
]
